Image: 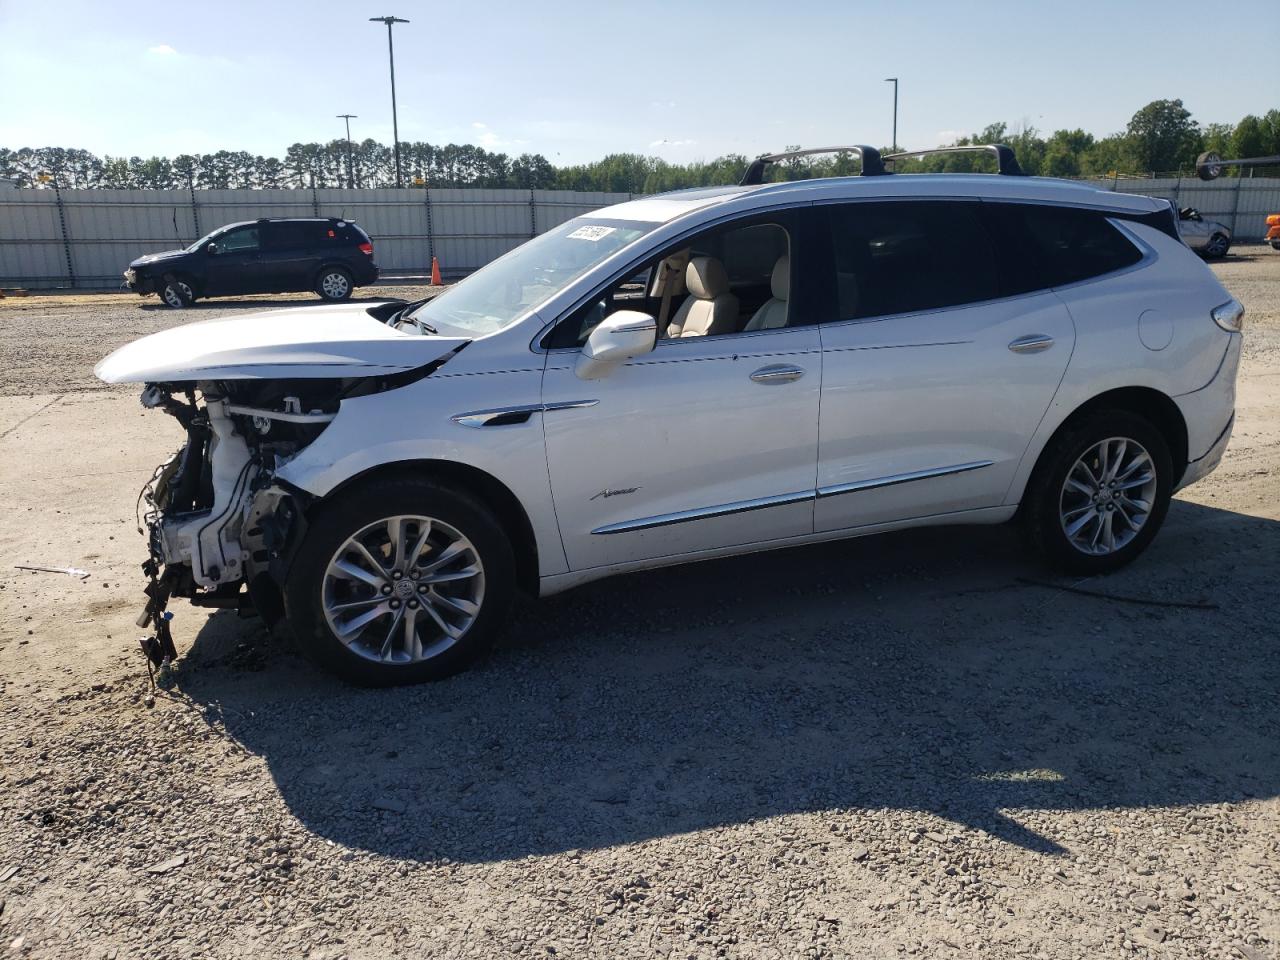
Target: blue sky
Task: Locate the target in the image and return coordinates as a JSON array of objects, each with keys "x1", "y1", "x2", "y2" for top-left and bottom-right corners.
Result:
[{"x1": 1, "y1": 0, "x2": 1276, "y2": 164}]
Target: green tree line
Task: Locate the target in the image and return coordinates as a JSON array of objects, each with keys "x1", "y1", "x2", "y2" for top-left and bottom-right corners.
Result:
[{"x1": 3, "y1": 100, "x2": 1276, "y2": 192}]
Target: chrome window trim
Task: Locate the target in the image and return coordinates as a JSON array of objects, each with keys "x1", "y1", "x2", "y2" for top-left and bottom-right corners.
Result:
[{"x1": 817, "y1": 460, "x2": 994, "y2": 498}]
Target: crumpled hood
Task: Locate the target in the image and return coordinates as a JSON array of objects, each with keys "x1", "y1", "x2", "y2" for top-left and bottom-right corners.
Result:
[
  {"x1": 95, "y1": 302, "x2": 469, "y2": 383},
  {"x1": 130, "y1": 249, "x2": 189, "y2": 267}
]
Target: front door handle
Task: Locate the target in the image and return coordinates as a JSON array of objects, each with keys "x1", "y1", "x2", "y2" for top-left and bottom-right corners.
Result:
[
  {"x1": 750, "y1": 363, "x2": 805, "y2": 384},
  {"x1": 1008, "y1": 334, "x2": 1055, "y2": 354}
]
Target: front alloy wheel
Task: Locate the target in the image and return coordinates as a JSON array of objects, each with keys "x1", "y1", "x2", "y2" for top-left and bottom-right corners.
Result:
[
  {"x1": 322, "y1": 515, "x2": 485, "y2": 664},
  {"x1": 286, "y1": 477, "x2": 514, "y2": 685},
  {"x1": 161, "y1": 279, "x2": 194, "y2": 309}
]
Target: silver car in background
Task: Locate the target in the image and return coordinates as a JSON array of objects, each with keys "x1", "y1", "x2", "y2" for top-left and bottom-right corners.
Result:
[{"x1": 1178, "y1": 207, "x2": 1232, "y2": 258}]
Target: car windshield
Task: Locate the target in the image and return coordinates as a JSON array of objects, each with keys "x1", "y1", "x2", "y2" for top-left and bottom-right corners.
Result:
[{"x1": 404, "y1": 217, "x2": 658, "y2": 336}]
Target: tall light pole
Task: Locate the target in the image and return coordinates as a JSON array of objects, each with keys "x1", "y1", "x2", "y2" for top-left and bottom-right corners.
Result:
[
  {"x1": 883, "y1": 78, "x2": 898, "y2": 151},
  {"x1": 370, "y1": 15, "x2": 409, "y2": 188},
  {"x1": 337, "y1": 114, "x2": 357, "y2": 189}
]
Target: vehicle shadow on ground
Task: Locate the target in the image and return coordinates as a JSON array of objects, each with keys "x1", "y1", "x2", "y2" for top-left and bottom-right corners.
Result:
[{"x1": 173, "y1": 499, "x2": 1279, "y2": 862}]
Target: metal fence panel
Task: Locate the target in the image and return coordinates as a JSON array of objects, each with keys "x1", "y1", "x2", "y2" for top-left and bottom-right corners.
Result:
[
  {"x1": 1089, "y1": 177, "x2": 1280, "y2": 241},
  {"x1": 0, "y1": 186, "x2": 629, "y2": 288},
  {"x1": 14, "y1": 180, "x2": 1271, "y2": 289}
]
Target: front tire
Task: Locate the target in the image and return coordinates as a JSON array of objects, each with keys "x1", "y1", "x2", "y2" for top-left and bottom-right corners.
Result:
[
  {"x1": 1023, "y1": 410, "x2": 1173, "y2": 575},
  {"x1": 1204, "y1": 233, "x2": 1230, "y2": 258},
  {"x1": 316, "y1": 267, "x2": 353, "y2": 301},
  {"x1": 285, "y1": 478, "x2": 515, "y2": 685},
  {"x1": 160, "y1": 278, "x2": 195, "y2": 309}
]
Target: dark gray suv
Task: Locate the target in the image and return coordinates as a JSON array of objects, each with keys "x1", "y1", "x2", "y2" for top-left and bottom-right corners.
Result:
[{"x1": 123, "y1": 217, "x2": 380, "y2": 308}]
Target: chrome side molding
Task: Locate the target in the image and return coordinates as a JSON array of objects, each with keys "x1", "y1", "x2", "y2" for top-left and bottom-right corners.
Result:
[
  {"x1": 592, "y1": 461, "x2": 996, "y2": 534},
  {"x1": 591, "y1": 489, "x2": 813, "y2": 535},
  {"x1": 817, "y1": 460, "x2": 994, "y2": 498},
  {"x1": 452, "y1": 399, "x2": 598, "y2": 428}
]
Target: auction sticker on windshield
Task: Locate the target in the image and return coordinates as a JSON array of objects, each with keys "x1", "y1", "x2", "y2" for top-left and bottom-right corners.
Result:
[{"x1": 567, "y1": 225, "x2": 617, "y2": 242}]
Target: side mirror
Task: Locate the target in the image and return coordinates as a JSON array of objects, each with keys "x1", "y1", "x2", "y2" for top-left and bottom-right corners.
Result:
[
  {"x1": 575, "y1": 310, "x2": 657, "y2": 380},
  {"x1": 206, "y1": 243, "x2": 218, "y2": 255}
]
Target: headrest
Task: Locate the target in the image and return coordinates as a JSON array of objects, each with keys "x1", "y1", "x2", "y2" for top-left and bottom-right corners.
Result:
[
  {"x1": 685, "y1": 256, "x2": 728, "y2": 300},
  {"x1": 771, "y1": 255, "x2": 790, "y2": 301}
]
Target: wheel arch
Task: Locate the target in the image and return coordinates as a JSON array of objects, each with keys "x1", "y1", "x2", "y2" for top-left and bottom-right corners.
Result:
[
  {"x1": 159, "y1": 270, "x2": 201, "y2": 298},
  {"x1": 1017, "y1": 386, "x2": 1189, "y2": 510},
  {"x1": 313, "y1": 458, "x2": 541, "y2": 596},
  {"x1": 312, "y1": 261, "x2": 354, "y2": 285}
]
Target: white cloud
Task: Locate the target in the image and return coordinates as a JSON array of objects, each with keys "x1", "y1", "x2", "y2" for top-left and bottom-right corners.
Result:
[
  {"x1": 649, "y1": 138, "x2": 696, "y2": 149},
  {"x1": 148, "y1": 44, "x2": 178, "y2": 55},
  {"x1": 935, "y1": 129, "x2": 968, "y2": 144}
]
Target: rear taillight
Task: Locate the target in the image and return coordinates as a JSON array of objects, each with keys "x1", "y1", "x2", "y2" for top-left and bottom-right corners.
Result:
[
  {"x1": 358, "y1": 242, "x2": 373, "y2": 256},
  {"x1": 1212, "y1": 298, "x2": 1245, "y2": 333}
]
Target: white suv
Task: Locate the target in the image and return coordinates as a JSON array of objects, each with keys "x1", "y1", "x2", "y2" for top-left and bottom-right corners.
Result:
[{"x1": 97, "y1": 145, "x2": 1244, "y2": 685}]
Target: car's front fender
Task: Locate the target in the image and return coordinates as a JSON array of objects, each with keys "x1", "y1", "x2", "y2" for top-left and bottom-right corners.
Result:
[{"x1": 274, "y1": 368, "x2": 569, "y2": 577}]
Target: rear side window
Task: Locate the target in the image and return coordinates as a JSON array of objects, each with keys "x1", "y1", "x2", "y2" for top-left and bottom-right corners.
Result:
[
  {"x1": 265, "y1": 221, "x2": 329, "y2": 249},
  {"x1": 825, "y1": 201, "x2": 998, "y2": 321},
  {"x1": 981, "y1": 203, "x2": 1143, "y2": 294}
]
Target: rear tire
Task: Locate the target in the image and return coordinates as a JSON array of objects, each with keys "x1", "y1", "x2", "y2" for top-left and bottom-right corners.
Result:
[
  {"x1": 160, "y1": 278, "x2": 195, "y2": 309},
  {"x1": 316, "y1": 267, "x2": 353, "y2": 301},
  {"x1": 1204, "y1": 233, "x2": 1230, "y2": 258},
  {"x1": 285, "y1": 477, "x2": 515, "y2": 686},
  {"x1": 1023, "y1": 410, "x2": 1173, "y2": 576}
]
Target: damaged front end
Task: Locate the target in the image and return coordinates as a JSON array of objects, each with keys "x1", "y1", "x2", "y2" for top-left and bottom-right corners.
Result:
[
  {"x1": 94, "y1": 303, "x2": 471, "y2": 669},
  {"x1": 133, "y1": 379, "x2": 333, "y2": 666},
  {"x1": 131, "y1": 348, "x2": 467, "y2": 669}
]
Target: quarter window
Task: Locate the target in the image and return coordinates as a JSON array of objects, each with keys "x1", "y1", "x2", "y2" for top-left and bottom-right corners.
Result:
[
  {"x1": 266, "y1": 222, "x2": 325, "y2": 249},
  {"x1": 981, "y1": 203, "x2": 1143, "y2": 294},
  {"x1": 826, "y1": 201, "x2": 998, "y2": 320}
]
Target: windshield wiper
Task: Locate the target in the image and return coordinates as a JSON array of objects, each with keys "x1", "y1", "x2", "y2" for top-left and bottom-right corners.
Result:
[{"x1": 404, "y1": 314, "x2": 438, "y2": 336}]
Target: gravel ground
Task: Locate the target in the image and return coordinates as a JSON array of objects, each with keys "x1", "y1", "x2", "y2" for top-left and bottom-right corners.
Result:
[{"x1": 0, "y1": 255, "x2": 1277, "y2": 959}]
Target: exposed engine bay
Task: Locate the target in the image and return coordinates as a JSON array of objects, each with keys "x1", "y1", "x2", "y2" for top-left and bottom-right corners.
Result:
[{"x1": 133, "y1": 344, "x2": 465, "y2": 668}]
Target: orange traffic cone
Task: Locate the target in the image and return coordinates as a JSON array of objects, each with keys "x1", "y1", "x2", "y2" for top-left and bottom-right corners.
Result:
[{"x1": 430, "y1": 256, "x2": 442, "y2": 286}]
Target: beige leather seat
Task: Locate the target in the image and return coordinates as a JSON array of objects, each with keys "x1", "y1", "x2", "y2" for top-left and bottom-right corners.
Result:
[
  {"x1": 666, "y1": 257, "x2": 739, "y2": 338},
  {"x1": 744, "y1": 255, "x2": 789, "y2": 331}
]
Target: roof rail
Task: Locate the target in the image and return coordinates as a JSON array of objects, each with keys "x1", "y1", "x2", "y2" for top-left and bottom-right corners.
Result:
[
  {"x1": 882, "y1": 144, "x2": 1026, "y2": 176},
  {"x1": 739, "y1": 145, "x2": 886, "y2": 185}
]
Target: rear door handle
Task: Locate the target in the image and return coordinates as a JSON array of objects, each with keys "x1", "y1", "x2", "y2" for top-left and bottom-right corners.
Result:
[
  {"x1": 1008, "y1": 334, "x2": 1055, "y2": 354},
  {"x1": 750, "y1": 363, "x2": 805, "y2": 384}
]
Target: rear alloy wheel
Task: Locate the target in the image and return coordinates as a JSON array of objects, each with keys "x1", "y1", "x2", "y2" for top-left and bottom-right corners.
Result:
[
  {"x1": 160, "y1": 279, "x2": 195, "y2": 309},
  {"x1": 1204, "y1": 233, "x2": 1230, "y2": 258},
  {"x1": 1024, "y1": 410, "x2": 1173, "y2": 575},
  {"x1": 316, "y1": 267, "x2": 353, "y2": 301},
  {"x1": 286, "y1": 478, "x2": 514, "y2": 685}
]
